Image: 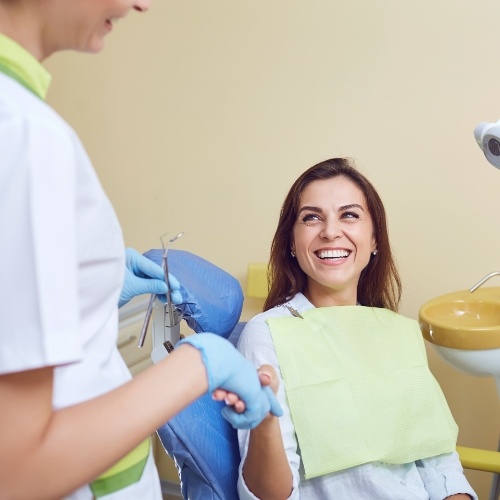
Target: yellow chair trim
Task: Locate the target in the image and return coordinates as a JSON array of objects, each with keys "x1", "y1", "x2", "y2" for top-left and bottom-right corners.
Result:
[
  {"x1": 457, "y1": 446, "x2": 500, "y2": 473},
  {"x1": 247, "y1": 263, "x2": 268, "y2": 299}
]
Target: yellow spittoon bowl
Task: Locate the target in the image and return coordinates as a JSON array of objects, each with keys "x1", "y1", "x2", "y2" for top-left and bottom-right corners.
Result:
[
  {"x1": 419, "y1": 286, "x2": 500, "y2": 393},
  {"x1": 419, "y1": 286, "x2": 500, "y2": 351}
]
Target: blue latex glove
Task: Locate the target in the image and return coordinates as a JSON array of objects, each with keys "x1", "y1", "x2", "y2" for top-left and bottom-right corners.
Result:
[
  {"x1": 178, "y1": 333, "x2": 283, "y2": 430},
  {"x1": 119, "y1": 248, "x2": 182, "y2": 308}
]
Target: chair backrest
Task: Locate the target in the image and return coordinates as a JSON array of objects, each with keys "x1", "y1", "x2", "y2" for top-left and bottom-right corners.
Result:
[
  {"x1": 156, "y1": 323, "x2": 245, "y2": 500},
  {"x1": 157, "y1": 396, "x2": 239, "y2": 500},
  {"x1": 144, "y1": 249, "x2": 246, "y2": 498}
]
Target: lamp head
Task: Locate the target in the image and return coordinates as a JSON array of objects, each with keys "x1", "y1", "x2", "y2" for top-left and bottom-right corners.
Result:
[{"x1": 474, "y1": 119, "x2": 500, "y2": 169}]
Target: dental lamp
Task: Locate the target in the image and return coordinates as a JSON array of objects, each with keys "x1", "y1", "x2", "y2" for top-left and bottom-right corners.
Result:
[{"x1": 474, "y1": 119, "x2": 500, "y2": 169}]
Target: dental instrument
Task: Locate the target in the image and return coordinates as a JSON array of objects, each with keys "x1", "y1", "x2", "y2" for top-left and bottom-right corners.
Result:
[
  {"x1": 163, "y1": 232, "x2": 184, "y2": 328},
  {"x1": 138, "y1": 232, "x2": 184, "y2": 362}
]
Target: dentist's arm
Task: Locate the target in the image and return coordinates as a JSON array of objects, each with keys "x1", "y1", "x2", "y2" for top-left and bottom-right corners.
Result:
[{"x1": 0, "y1": 334, "x2": 278, "y2": 499}]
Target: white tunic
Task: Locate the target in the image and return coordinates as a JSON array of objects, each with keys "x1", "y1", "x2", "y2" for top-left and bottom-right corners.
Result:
[
  {"x1": 237, "y1": 293, "x2": 477, "y2": 500},
  {"x1": 0, "y1": 68, "x2": 161, "y2": 498}
]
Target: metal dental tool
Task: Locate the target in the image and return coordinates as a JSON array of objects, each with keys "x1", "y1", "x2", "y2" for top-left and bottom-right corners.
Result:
[
  {"x1": 162, "y1": 232, "x2": 184, "y2": 328},
  {"x1": 151, "y1": 232, "x2": 185, "y2": 364},
  {"x1": 138, "y1": 231, "x2": 184, "y2": 350},
  {"x1": 138, "y1": 293, "x2": 156, "y2": 348}
]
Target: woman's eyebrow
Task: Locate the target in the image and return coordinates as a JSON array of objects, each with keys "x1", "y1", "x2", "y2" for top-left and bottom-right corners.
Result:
[
  {"x1": 298, "y1": 205, "x2": 322, "y2": 214},
  {"x1": 340, "y1": 203, "x2": 366, "y2": 212},
  {"x1": 298, "y1": 203, "x2": 366, "y2": 213}
]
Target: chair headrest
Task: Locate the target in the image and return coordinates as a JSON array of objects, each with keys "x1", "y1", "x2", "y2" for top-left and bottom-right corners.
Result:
[{"x1": 143, "y1": 249, "x2": 244, "y2": 339}]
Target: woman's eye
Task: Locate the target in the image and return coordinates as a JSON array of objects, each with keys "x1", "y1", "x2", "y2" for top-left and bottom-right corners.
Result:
[
  {"x1": 301, "y1": 213, "x2": 321, "y2": 224},
  {"x1": 341, "y1": 211, "x2": 360, "y2": 220}
]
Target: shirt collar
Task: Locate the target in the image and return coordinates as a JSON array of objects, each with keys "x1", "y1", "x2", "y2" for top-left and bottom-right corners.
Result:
[{"x1": 0, "y1": 33, "x2": 51, "y2": 100}]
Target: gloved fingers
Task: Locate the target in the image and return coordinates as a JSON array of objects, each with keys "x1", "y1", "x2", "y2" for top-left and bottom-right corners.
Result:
[
  {"x1": 155, "y1": 289, "x2": 182, "y2": 305},
  {"x1": 263, "y1": 386, "x2": 283, "y2": 417},
  {"x1": 170, "y1": 287, "x2": 182, "y2": 305},
  {"x1": 168, "y1": 272, "x2": 180, "y2": 293},
  {"x1": 136, "y1": 276, "x2": 168, "y2": 296},
  {"x1": 144, "y1": 271, "x2": 181, "y2": 304},
  {"x1": 119, "y1": 249, "x2": 171, "y2": 308},
  {"x1": 220, "y1": 387, "x2": 282, "y2": 429},
  {"x1": 126, "y1": 248, "x2": 164, "y2": 281},
  {"x1": 123, "y1": 274, "x2": 167, "y2": 300},
  {"x1": 220, "y1": 404, "x2": 266, "y2": 430},
  {"x1": 217, "y1": 384, "x2": 282, "y2": 425}
]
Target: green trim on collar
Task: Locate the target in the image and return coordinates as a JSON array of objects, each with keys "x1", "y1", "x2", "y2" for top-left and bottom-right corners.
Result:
[{"x1": 0, "y1": 33, "x2": 51, "y2": 100}]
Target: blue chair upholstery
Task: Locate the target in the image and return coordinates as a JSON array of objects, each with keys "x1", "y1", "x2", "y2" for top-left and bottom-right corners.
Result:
[
  {"x1": 143, "y1": 248, "x2": 247, "y2": 499},
  {"x1": 156, "y1": 323, "x2": 245, "y2": 500},
  {"x1": 157, "y1": 395, "x2": 239, "y2": 500}
]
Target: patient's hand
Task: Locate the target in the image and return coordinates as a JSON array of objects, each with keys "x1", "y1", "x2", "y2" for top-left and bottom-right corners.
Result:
[
  {"x1": 212, "y1": 364, "x2": 278, "y2": 414},
  {"x1": 257, "y1": 364, "x2": 279, "y2": 395}
]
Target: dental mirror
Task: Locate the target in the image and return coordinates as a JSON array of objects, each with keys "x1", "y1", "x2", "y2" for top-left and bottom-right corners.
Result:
[{"x1": 137, "y1": 231, "x2": 184, "y2": 347}]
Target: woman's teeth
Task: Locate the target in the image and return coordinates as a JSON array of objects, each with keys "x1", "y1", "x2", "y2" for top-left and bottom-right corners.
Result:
[{"x1": 316, "y1": 249, "x2": 350, "y2": 260}]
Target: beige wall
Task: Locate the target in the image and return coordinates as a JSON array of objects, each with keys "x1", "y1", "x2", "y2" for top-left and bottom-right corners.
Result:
[{"x1": 45, "y1": 2, "x2": 500, "y2": 496}]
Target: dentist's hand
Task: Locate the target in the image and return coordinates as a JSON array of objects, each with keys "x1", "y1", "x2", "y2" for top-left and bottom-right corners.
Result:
[
  {"x1": 118, "y1": 248, "x2": 182, "y2": 308},
  {"x1": 178, "y1": 333, "x2": 283, "y2": 429},
  {"x1": 214, "y1": 365, "x2": 279, "y2": 418}
]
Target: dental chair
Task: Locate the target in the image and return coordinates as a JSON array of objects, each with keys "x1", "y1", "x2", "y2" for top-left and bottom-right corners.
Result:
[
  {"x1": 156, "y1": 323, "x2": 245, "y2": 500},
  {"x1": 143, "y1": 249, "x2": 246, "y2": 500}
]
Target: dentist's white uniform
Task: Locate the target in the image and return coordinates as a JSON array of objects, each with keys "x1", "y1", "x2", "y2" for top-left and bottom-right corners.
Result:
[{"x1": 0, "y1": 35, "x2": 162, "y2": 499}]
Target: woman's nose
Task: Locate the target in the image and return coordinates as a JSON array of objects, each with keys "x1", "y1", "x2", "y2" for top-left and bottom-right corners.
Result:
[{"x1": 320, "y1": 220, "x2": 342, "y2": 240}]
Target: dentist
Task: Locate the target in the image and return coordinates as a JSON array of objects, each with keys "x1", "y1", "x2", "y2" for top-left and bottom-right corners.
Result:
[{"x1": 0, "y1": 1, "x2": 280, "y2": 498}]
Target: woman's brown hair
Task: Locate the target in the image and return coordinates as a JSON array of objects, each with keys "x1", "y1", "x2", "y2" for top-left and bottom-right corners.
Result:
[{"x1": 264, "y1": 158, "x2": 401, "y2": 312}]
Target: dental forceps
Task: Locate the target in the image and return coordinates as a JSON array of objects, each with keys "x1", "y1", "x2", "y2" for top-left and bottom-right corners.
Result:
[{"x1": 138, "y1": 231, "x2": 184, "y2": 348}]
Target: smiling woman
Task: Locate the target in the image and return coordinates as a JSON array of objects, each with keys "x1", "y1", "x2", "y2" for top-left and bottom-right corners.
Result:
[
  {"x1": 265, "y1": 157, "x2": 401, "y2": 312},
  {"x1": 292, "y1": 175, "x2": 377, "y2": 307},
  {"x1": 234, "y1": 158, "x2": 477, "y2": 500}
]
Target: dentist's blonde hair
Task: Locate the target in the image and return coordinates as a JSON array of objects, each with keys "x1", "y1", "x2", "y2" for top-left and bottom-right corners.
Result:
[{"x1": 264, "y1": 158, "x2": 401, "y2": 312}]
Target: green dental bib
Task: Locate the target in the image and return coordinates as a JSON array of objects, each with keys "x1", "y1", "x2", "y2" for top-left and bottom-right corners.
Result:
[{"x1": 268, "y1": 306, "x2": 458, "y2": 479}]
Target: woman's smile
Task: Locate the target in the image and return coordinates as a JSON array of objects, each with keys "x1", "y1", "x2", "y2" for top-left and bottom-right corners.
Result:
[
  {"x1": 314, "y1": 248, "x2": 352, "y2": 263},
  {"x1": 292, "y1": 175, "x2": 376, "y2": 306}
]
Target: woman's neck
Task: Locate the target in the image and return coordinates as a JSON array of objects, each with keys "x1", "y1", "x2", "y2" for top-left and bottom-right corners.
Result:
[{"x1": 304, "y1": 287, "x2": 358, "y2": 308}]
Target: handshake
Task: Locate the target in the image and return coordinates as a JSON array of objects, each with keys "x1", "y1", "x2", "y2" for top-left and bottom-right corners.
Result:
[{"x1": 119, "y1": 248, "x2": 282, "y2": 430}]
